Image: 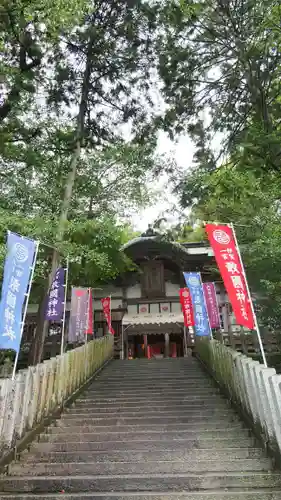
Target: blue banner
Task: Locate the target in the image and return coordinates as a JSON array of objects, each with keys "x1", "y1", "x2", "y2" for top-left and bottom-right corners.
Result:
[
  {"x1": 183, "y1": 272, "x2": 211, "y2": 337},
  {"x1": 0, "y1": 232, "x2": 37, "y2": 352}
]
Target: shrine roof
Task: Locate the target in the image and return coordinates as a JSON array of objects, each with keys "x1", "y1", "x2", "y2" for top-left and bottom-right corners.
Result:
[{"x1": 121, "y1": 236, "x2": 213, "y2": 265}]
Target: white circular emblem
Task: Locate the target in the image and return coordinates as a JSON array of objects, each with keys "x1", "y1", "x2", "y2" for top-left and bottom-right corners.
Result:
[
  {"x1": 189, "y1": 276, "x2": 200, "y2": 287},
  {"x1": 13, "y1": 243, "x2": 29, "y2": 263},
  {"x1": 213, "y1": 229, "x2": 230, "y2": 245}
]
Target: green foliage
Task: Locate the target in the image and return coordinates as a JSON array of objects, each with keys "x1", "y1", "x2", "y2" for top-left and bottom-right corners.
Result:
[
  {"x1": 162, "y1": 0, "x2": 281, "y2": 173},
  {"x1": 172, "y1": 0, "x2": 281, "y2": 328},
  {"x1": 0, "y1": 209, "x2": 134, "y2": 300},
  {"x1": 182, "y1": 164, "x2": 281, "y2": 327}
]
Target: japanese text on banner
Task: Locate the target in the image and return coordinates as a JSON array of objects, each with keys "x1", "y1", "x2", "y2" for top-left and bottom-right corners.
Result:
[
  {"x1": 179, "y1": 288, "x2": 195, "y2": 327},
  {"x1": 205, "y1": 224, "x2": 254, "y2": 329},
  {"x1": 183, "y1": 272, "x2": 211, "y2": 337},
  {"x1": 0, "y1": 232, "x2": 37, "y2": 352},
  {"x1": 68, "y1": 287, "x2": 89, "y2": 342},
  {"x1": 101, "y1": 297, "x2": 115, "y2": 335},
  {"x1": 86, "y1": 288, "x2": 93, "y2": 334},
  {"x1": 45, "y1": 267, "x2": 65, "y2": 321},
  {"x1": 202, "y1": 282, "x2": 220, "y2": 328}
]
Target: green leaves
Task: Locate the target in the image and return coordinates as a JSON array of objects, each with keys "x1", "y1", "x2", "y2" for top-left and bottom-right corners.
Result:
[{"x1": 0, "y1": 209, "x2": 134, "y2": 298}]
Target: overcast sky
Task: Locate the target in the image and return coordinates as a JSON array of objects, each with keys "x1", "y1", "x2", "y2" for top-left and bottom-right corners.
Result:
[{"x1": 130, "y1": 131, "x2": 195, "y2": 232}]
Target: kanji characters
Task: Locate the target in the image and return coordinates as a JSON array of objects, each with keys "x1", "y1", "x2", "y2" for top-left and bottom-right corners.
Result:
[
  {"x1": 50, "y1": 288, "x2": 58, "y2": 299},
  {"x1": 231, "y1": 275, "x2": 244, "y2": 289},
  {"x1": 221, "y1": 248, "x2": 235, "y2": 261},
  {"x1": 2, "y1": 324, "x2": 16, "y2": 341},
  {"x1": 9, "y1": 276, "x2": 20, "y2": 293},
  {"x1": 4, "y1": 307, "x2": 15, "y2": 324},
  {"x1": 225, "y1": 262, "x2": 239, "y2": 274},
  {"x1": 15, "y1": 268, "x2": 23, "y2": 278},
  {"x1": 236, "y1": 291, "x2": 246, "y2": 303},
  {"x1": 6, "y1": 290, "x2": 16, "y2": 309}
]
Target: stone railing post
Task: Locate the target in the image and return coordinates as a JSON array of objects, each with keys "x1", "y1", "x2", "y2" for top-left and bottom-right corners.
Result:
[
  {"x1": 195, "y1": 337, "x2": 281, "y2": 462},
  {"x1": 0, "y1": 335, "x2": 113, "y2": 458}
]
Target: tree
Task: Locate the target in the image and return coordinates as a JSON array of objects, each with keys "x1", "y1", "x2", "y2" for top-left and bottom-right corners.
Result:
[
  {"x1": 0, "y1": 209, "x2": 134, "y2": 294},
  {"x1": 162, "y1": 0, "x2": 281, "y2": 174},
  {"x1": 182, "y1": 164, "x2": 281, "y2": 327},
  {"x1": 0, "y1": 0, "x2": 90, "y2": 121},
  {"x1": 0, "y1": 0, "x2": 196, "y2": 363}
]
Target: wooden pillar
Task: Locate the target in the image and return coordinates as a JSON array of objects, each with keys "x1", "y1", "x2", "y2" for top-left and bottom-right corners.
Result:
[
  {"x1": 144, "y1": 334, "x2": 148, "y2": 358},
  {"x1": 164, "y1": 333, "x2": 170, "y2": 358},
  {"x1": 183, "y1": 326, "x2": 187, "y2": 356}
]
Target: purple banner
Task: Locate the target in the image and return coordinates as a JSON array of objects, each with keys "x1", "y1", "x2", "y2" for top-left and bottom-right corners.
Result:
[
  {"x1": 68, "y1": 287, "x2": 88, "y2": 342},
  {"x1": 45, "y1": 268, "x2": 65, "y2": 321},
  {"x1": 203, "y1": 282, "x2": 220, "y2": 329}
]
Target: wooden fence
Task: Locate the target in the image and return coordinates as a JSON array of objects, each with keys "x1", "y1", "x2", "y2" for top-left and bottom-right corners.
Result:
[{"x1": 0, "y1": 335, "x2": 114, "y2": 457}]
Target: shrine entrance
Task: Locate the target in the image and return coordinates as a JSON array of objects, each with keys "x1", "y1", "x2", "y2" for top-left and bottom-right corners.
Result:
[{"x1": 126, "y1": 331, "x2": 185, "y2": 360}]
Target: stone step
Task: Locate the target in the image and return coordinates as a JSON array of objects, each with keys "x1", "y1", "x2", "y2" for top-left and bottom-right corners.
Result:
[
  {"x1": 57, "y1": 415, "x2": 241, "y2": 427},
  {"x1": 1, "y1": 491, "x2": 281, "y2": 500},
  {"x1": 87, "y1": 385, "x2": 216, "y2": 391},
  {"x1": 1, "y1": 358, "x2": 276, "y2": 498},
  {"x1": 84, "y1": 385, "x2": 218, "y2": 392},
  {"x1": 75, "y1": 395, "x2": 227, "y2": 404},
  {"x1": 1, "y1": 472, "x2": 281, "y2": 493},
  {"x1": 10, "y1": 458, "x2": 272, "y2": 476},
  {"x1": 49, "y1": 421, "x2": 246, "y2": 434},
  {"x1": 65, "y1": 409, "x2": 236, "y2": 418},
  {"x1": 92, "y1": 376, "x2": 212, "y2": 381},
  {"x1": 41, "y1": 429, "x2": 251, "y2": 443},
  {"x1": 22, "y1": 448, "x2": 265, "y2": 464},
  {"x1": 82, "y1": 391, "x2": 221, "y2": 399},
  {"x1": 32, "y1": 436, "x2": 256, "y2": 452},
  {"x1": 95, "y1": 375, "x2": 210, "y2": 380},
  {"x1": 73, "y1": 399, "x2": 230, "y2": 408}
]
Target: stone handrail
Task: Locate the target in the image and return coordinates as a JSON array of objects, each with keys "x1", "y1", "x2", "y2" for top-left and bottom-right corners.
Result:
[
  {"x1": 0, "y1": 335, "x2": 114, "y2": 456},
  {"x1": 196, "y1": 338, "x2": 281, "y2": 461}
]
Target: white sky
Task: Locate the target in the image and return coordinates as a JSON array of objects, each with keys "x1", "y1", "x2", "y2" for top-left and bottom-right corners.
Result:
[{"x1": 131, "y1": 131, "x2": 195, "y2": 231}]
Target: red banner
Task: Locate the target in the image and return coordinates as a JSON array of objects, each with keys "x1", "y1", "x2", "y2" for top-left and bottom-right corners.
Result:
[
  {"x1": 179, "y1": 288, "x2": 195, "y2": 327},
  {"x1": 205, "y1": 224, "x2": 254, "y2": 330},
  {"x1": 86, "y1": 288, "x2": 93, "y2": 334},
  {"x1": 101, "y1": 297, "x2": 115, "y2": 335}
]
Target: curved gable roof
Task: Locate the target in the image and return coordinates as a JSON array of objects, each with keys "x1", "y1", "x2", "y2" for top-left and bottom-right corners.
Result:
[{"x1": 121, "y1": 237, "x2": 213, "y2": 266}]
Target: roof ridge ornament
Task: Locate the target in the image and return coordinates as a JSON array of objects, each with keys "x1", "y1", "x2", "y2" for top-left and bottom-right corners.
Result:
[{"x1": 140, "y1": 224, "x2": 159, "y2": 238}]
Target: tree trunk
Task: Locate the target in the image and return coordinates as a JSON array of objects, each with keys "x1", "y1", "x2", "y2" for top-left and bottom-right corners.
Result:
[{"x1": 30, "y1": 37, "x2": 94, "y2": 365}]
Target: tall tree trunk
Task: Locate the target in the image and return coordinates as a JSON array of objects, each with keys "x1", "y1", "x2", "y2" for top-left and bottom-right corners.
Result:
[{"x1": 30, "y1": 37, "x2": 94, "y2": 365}]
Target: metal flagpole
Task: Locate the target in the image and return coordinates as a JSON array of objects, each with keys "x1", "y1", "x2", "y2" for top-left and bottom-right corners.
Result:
[
  {"x1": 199, "y1": 272, "x2": 213, "y2": 339},
  {"x1": 109, "y1": 294, "x2": 112, "y2": 335},
  {"x1": 183, "y1": 325, "x2": 187, "y2": 356},
  {"x1": 229, "y1": 223, "x2": 267, "y2": 367},
  {"x1": 12, "y1": 241, "x2": 40, "y2": 380},
  {"x1": 85, "y1": 287, "x2": 91, "y2": 343},
  {"x1": 60, "y1": 256, "x2": 69, "y2": 356}
]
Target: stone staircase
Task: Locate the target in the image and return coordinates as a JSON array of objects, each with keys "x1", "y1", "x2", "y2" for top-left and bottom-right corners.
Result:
[{"x1": 1, "y1": 358, "x2": 281, "y2": 499}]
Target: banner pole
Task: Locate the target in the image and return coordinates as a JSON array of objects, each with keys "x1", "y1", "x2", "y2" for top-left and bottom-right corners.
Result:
[
  {"x1": 199, "y1": 272, "x2": 213, "y2": 339},
  {"x1": 85, "y1": 287, "x2": 91, "y2": 344},
  {"x1": 12, "y1": 241, "x2": 40, "y2": 380},
  {"x1": 109, "y1": 294, "x2": 112, "y2": 335},
  {"x1": 60, "y1": 256, "x2": 69, "y2": 356},
  {"x1": 229, "y1": 223, "x2": 267, "y2": 367},
  {"x1": 183, "y1": 325, "x2": 187, "y2": 356}
]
